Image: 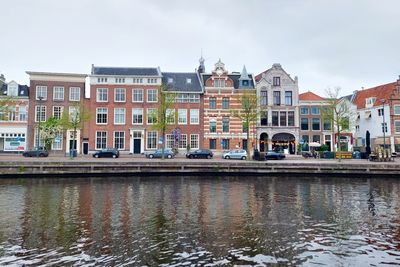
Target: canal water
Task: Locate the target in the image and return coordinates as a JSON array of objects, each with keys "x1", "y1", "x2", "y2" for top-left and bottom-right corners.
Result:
[{"x1": 0, "y1": 176, "x2": 400, "y2": 266}]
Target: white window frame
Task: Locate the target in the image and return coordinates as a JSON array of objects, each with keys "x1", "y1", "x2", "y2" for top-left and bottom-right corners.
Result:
[
  {"x1": 69, "y1": 87, "x2": 81, "y2": 101},
  {"x1": 394, "y1": 105, "x2": 400, "y2": 115},
  {"x1": 19, "y1": 106, "x2": 26, "y2": 121},
  {"x1": 96, "y1": 88, "x2": 108, "y2": 102},
  {"x1": 147, "y1": 89, "x2": 158, "y2": 102},
  {"x1": 113, "y1": 88, "x2": 126, "y2": 102},
  {"x1": 35, "y1": 106, "x2": 46, "y2": 122},
  {"x1": 132, "y1": 88, "x2": 144, "y2": 102},
  {"x1": 166, "y1": 109, "x2": 175, "y2": 124},
  {"x1": 179, "y1": 134, "x2": 187, "y2": 149},
  {"x1": 53, "y1": 86, "x2": 64, "y2": 101},
  {"x1": 395, "y1": 120, "x2": 400, "y2": 134},
  {"x1": 36, "y1": 86, "x2": 47, "y2": 100},
  {"x1": 114, "y1": 108, "x2": 126, "y2": 125},
  {"x1": 190, "y1": 109, "x2": 199, "y2": 125},
  {"x1": 190, "y1": 134, "x2": 199, "y2": 149},
  {"x1": 178, "y1": 109, "x2": 187, "y2": 125},
  {"x1": 132, "y1": 108, "x2": 143, "y2": 125},
  {"x1": 95, "y1": 131, "x2": 107, "y2": 150},
  {"x1": 147, "y1": 131, "x2": 157, "y2": 149},
  {"x1": 147, "y1": 108, "x2": 157, "y2": 124},
  {"x1": 96, "y1": 107, "x2": 108, "y2": 124},
  {"x1": 53, "y1": 106, "x2": 64, "y2": 120},
  {"x1": 114, "y1": 131, "x2": 125, "y2": 150}
]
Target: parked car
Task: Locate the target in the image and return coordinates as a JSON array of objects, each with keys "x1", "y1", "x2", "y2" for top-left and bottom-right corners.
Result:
[
  {"x1": 186, "y1": 149, "x2": 213, "y2": 159},
  {"x1": 265, "y1": 150, "x2": 285, "y2": 160},
  {"x1": 145, "y1": 149, "x2": 175, "y2": 159},
  {"x1": 222, "y1": 149, "x2": 247, "y2": 160},
  {"x1": 22, "y1": 148, "x2": 49, "y2": 157},
  {"x1": 93, "y1": 148, "x2": 119, "y2": 158}
]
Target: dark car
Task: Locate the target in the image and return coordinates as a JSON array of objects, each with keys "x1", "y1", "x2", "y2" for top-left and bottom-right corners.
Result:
[
  {"x1": 93, "y1": 148, "x2": 119, "y2": 158},
  {"x1": 22, "y1": 148, "x2": 49, "y2": 157},
  {"x1": 186, "y1": 149, "x2": 213, "y2": 159},
  {"x1": 265, "y1": 150, "x2": 285, "y2": 160},
  {"x1": 145, "y1": 149, "x2": 175, "y2": 159}
]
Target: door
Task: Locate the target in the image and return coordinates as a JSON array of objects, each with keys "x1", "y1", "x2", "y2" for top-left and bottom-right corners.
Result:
[
  {"x1": 83, "y1": 143, "x2": 89, "y2": 154},
  {"x1": 69, "y1": 140, "x2": 77, "y2": 150},
  {"x1": 134, "y1": 139, "x2": 141, "y2": 154}
]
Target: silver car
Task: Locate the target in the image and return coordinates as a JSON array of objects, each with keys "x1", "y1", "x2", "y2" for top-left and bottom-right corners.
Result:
[{"x1": 222, "y1": 149, "x2": 247, "y2": 160}]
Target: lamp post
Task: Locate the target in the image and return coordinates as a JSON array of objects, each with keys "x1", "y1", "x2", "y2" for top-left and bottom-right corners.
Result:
[
  {"x1": 36, "y1": 96, "x2": 44, "y2": 157},
  {"x1": 381, "y1": 99, "x2": 386, "y2": 150}
]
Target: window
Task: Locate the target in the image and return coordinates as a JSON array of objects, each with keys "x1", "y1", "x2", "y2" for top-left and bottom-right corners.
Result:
[
  {"x1": 186, "y1": 78, "x2": 192, "y2": 84},
  {"x1": 179, "y1": 134, "x2": 187, "y2": 149},
  {"x1": 222, "y1": 139, "x2": 230, "y2": 150},
  {"x1": 242, "y1": 122, "x2": 248, "y2": 133},
  {"x1": 96, "y1": 131, "x2": 107, "y2": 149},
  {"x1": 261, "y1": 111, "x2": 268, "y2": 126},
  {"x1": 280, "y1": 111, "x2": 286, "y2": 126},
  {"x1": 260, "y1": 90, "x2": 268, "y2": 106},
  {"x1": 69, "y1": 87, "x2": 80, "y2": 101},
  {"x1": 36, "y1": 86, "x2": 47, "y2": 100},
  {"x1": 147, "y1": 131, "x2": 157, "y2": 149},
  {"x1": 355, "y1": 125, "x2": 360, "y2": 132},
  {"x1": 288, "y1": 111, "x2": 295, "y2": 126},
  {"x1": 7, "y1": 84, "x2": 18, "y2": 96},
  {"x1": 147, "y1": 108, "x2": 157, "y2": 124},
  {"x1": 323, "y1": 120, "x2": 331, "y2": 130},
  {"x1": 166, "y1": 134, "x2": 174, "y2": 149},
  {"x1": 190, "y1": 134, "x2": 199, "y2": 149},
  {"x1": 114, "y1": 131, "x2": 125, "y2": 150},
  {"x1": 178, "y1": 109, "x2": 187, "y2": 124},
  {"x1": 209, "y1": 139, "x2": 217, "y2": 149},
  {"x1": 96, "y1": 107, "x2": 108, "y2": 124},
  {"x1": 19, "y1": 106, "x2": 26, "y2": 121},
  {"x1": 312, "y1": 118, "x2": 320, "y2": 130},
  {"x1": 209, "y1": 97, "x2": 217, "y2": 109},
  {"x1": 52, "y1": 133, "x2": 62, "y2": 150},
  {"x1": 147, "y1": 89, "x2": 158, "y2": 102},
  {"x1": 114, "y1": 108, "x2": 125, "y2": 124},
  {"x1": 53, "y1": 86, "x2": 64, "y2": 101},
  {"x1": 395, "y1": 121, "x2": 400, "y2": 133},
  {"x1": 115, "y1": 88, "x2": 126, "y2": 102},
  {"x1": 132, "y1": 89, "x2": 143, "y2": 102},
  {"x1": 313, "y1": 135, "x2": 321, "y2": 143},
  {"x1": 53, "y1": 106, "x2": 63, "y2": 120},
  {"x1": 175, "y1": 93, "x2": 200, "y2": 103},
  {"x1": 97, "y1": 77, "x2": 108, "y2": 83},
  {"x1": 8, "y1": 107, "x2": 16, "y2": 121},
  {"x1": 285, "y1": 91, "x2": 292, "y2": 106},
  {"x1": 168, "y1": 78, "x2": 173, "y2": 83},
  {"x1": 190, "y1": 109, "x2": 199, "y2": 124},
  {"x1": 302, "y1": 135, "x2": 309, "y2": 143},
  {"x1": 300, "y1": 107, "x2": 309, "y2": 115},
  {"x1": 301, "y1": 118, "x2": 309, "y2": 130},
  {"x1": 209, "y1": 121, "x2": 216, "y2": 133},
  {"x1": 272, "y1": 111, "x2": 279, "y2": 126},
  {"x1": 132, "y1": 108, "x2": 143, "y2": 124},
  {"x1": 222, "y1": 117, "x2": 229, "y2": 133},
  {"x1": 147, "y1": 78, "x2": 157, "y2": 84},
  {"x1": 214, "y1": 79, "x2": 225, "y2": 87},
  {"x1": 273, "y1": 77, "x2": 280, "y2": 86},
  {"x1": 96, "y1": 88, "x2": 108, "y2": 102},
  {"x1": 133, "y1": 78, "x2": 143, "y2": 84},
  {"x1": 69, "y1": 106, "x2": 79, "y2": 122},
  {"x1": 394, "y1": 105, "x2": 400, "y2": 115},
  {"x1": 35, "y1": 106, "x2": 46, "y2": 122},
  {"x1": 378, "y1": 108, "x2": 384, "y2": 116},
  {"x1": 166, "y1": 109, "x2": 175, "y2": 124},
  {"x1": 115, "y1": 77, "x2": 125, "y2": 83},
  {"x1": 273, "y1": 91, "x2": 281, "y2": 105},
  {"x1": 222, "y1": 97, "x2": 230, "y2": 109},
  {"x1": 382, "y1": 122, "x2": 388, "y2": 133},
  {"x1": 311, "y1": 107, "x2": 320, "y2": 115}
]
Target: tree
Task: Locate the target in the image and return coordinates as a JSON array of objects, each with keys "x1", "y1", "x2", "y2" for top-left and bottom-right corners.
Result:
[
  {"x1": 59, "y1": 102, "x2": 91, "y2": 157},
  {"x1": 150, "y1": 83, "x2": 176, "y2": 159},
  {"x1": 231, "y1": 90, "x2": 259, "y2": 160},
  {"x1": 323, "y1": 87, "x2": 353, "y2": 161},
  {"x1": 40, "y1": 117, "x2": 63, "y2": 151},
  {"x1": 0, "y1": 96, "x2": 15, "y2": 120}
]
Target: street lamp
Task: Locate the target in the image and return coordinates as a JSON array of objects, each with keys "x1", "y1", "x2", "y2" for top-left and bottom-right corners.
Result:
[
  {"x1": 381, "y1": 99, "x2": 386, "y2": 150},
  {"x1": 37, "y1": 96, "x2": 44, "y2": 157}
]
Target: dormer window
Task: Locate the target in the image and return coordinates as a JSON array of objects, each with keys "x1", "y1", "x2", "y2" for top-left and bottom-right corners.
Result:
[
  {"x1": 168, "y1": 78, "x2": 173, "y2": 84},
  {"x1": 186, "y1": 78, "x2": 192, "y2": 84},
  {"x1": 366, "y1": 97, "x2": 376, "y2": 107},
  {"x1": 214, "y1": 79, "x2": 225, "y2": 88},
  {"x1": 7, "y1": 84, "x2": 18, "y2": 96}
]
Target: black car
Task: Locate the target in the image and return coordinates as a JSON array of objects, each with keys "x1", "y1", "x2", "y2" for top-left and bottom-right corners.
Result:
[
  {"x1": 93, "y1": 148, "x2": 119, "y2": 158},
  {"x1": 186, "y1": 149, "x2": 213, "y2": 159},
  {"x1": 265, "y1": 150, "x2": 285, "y2": 160},
  {"x1": 22, "y1": 148, "x2": 49, "y2": 157}
]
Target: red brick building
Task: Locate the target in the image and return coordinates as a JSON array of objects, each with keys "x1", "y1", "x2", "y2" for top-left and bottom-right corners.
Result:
[{"x1": 26, "y1": 72, "x2": 87, "y2": 154}]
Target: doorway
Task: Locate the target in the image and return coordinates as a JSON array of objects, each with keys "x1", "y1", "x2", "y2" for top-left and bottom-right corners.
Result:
[
  {"x1": 133, "y1": 139, "x2": 141, "y2": 154},
  {"x1": 82, "y1": 142, "x2": 88, "y2": 155}
]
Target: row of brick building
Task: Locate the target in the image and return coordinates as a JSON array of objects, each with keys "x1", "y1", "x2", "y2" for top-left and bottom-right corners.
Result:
[{"x1": 1, "y1": 59, "x2": 400, "y2": 155}]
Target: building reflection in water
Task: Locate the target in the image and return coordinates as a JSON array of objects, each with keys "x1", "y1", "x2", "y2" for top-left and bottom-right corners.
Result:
[{"x1": 0, "y1": 177, "x2": 399, "y2": 266}]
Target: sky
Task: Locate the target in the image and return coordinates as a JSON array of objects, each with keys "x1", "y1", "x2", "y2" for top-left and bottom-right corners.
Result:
[{"x1": 1, "y1": 0, "x2": 399, "y2": 97}]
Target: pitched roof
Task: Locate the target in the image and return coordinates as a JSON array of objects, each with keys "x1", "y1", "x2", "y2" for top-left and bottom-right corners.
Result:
[
  {"x1": 92, "y1": 66, "x2": 161, "y2": 76},
  {"x1": 162, "y1": 72, "x2": 203, "y2": 93},
  {"x1": 201, "y1": 73, "x2": 255, "y2": 89},
  {"x1": 299, "y1": 91, "x2": 324, "y2": 101},
  {"x1": 352, "y1": 82, "x2": 396, "y2": 109}
]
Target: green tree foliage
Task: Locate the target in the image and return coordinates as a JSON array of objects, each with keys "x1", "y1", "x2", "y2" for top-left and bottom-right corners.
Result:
[
  {"x1": 0, "y1": 96, "x2": 15, "y2": 120},
  {"x1": 231, "y1": 90, "x2": 259, "y2": 160},
  {"x1": 150, "y1": 83, "x2": 176, "y2": 159},
  {"x1": 40, "y1": 117, "x2": 62, "y2": 150}
]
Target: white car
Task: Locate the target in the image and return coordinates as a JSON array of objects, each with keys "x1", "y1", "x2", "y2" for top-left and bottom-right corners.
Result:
[{"x1": 222, "y1": 149, "x2": 247, "y2": 160}]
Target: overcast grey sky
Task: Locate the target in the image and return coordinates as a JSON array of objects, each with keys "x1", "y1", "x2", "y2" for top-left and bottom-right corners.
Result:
[{"x1": 1, "y1": 0, "x2": 399, "y2": 96}]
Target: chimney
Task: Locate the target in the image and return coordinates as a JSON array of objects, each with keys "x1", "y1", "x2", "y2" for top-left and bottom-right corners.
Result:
[{"x1": 0, "y1": 74, "x2": 5, "y2": 88}]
